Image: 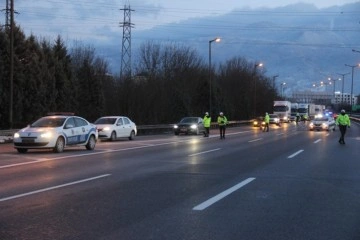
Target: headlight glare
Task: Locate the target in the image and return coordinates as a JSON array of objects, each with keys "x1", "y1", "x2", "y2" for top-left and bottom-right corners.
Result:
[
  {"x1": 190, "y1": 124, "x2": 197, "y2": 129},
  {"x1": 40, "y1": 132, "x2": 52, "y2": 138}
]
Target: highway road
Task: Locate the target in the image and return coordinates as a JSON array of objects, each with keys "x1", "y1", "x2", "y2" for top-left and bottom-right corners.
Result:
[{"x1": 1, "y1": 122, "x2": 360, "y2": 240}]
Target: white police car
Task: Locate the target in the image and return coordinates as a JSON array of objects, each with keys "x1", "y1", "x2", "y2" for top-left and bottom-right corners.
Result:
[{"x1": 13, "y1": 113, "x2": 98, "y2": 153}]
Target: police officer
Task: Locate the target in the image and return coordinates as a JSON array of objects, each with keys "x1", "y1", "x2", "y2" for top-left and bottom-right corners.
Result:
[
  {"x1": 336, "y1": 109, "x2": 351, "y2": 144},
  {"x1": 203, "y1": 112, "x2": 211, "y2": 137},
  {"x1": 295, "y1": 112, "x2": 300, "y2": 125},
  {"x1": 217, "y1": 112, "x2": 228, "y2": 139},
  {"x1": 263, "y1": 112, "x2": 270, "y2": 132}
]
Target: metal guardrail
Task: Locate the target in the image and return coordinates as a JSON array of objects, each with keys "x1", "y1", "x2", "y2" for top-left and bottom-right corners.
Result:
[
  {"x1": 0, "y1": 120, "x2": 252, "y2": 143},
  {"x1": 1, "y1": 117, "x2": 358, "y2": 144}
]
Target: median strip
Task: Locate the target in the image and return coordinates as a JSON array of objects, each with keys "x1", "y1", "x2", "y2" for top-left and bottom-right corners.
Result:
[
  {"x1": 0, "y1": 174, "x2": 111, "y2": 202},
  {"x1": 193, "y1": 177, "x2": 256, "y2": 211}
]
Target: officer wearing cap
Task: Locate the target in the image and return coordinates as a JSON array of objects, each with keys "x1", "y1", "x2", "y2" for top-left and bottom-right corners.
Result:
[
  {"x1": 217, "y1": 112, "x2": 228, "y2": 139},
  {"x1": 336, "y1": 109, "x2": 351, "y2": 144},
  {"x1": 203, "y1": 112, "x2": 211, "y2": 137},
  {"x1": 263, "y1": 112, "x2": 270, "y2": 132}
]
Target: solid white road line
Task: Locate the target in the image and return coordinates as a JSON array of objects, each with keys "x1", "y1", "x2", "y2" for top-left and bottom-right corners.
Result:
[
  {"x1": 193, "y1": 177, "x2": 256, "y2": 211},
  {"x1": 188, "y1": 148, "x2": 221, "y2": 157},
  {"x1": 314, "y1": 139, "x2": 321, "y2": 144},
  {"x1": 248, "y1": 138, "x2": 262, "y2": 143},
  {"x1": 0, "y1": 174, "x2": 111, "y2": 202},
  {"x1": 287, "y1": 150, "x2": 304, "y2": 159}
]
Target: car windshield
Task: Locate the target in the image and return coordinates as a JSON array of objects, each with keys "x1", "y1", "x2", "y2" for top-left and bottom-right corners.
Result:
[
  {"x1": 95, "y1": 118, "x2": 117, "y2": 124},
  {"x1": 30, "y1": 117, "x2": 66, "y2": 127},
  {"x1": 180, "y1": 117, "x2": 198, "y2": 124},
  {"x1": 315, "y1": 117, "x2": 329, "y2": 121}
]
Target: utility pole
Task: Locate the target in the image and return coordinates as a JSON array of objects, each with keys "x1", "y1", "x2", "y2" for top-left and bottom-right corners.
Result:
[
  {"x1": 9, "y1": 0, "x2": 14, "y2": 128},
  {"x1": 1, "y1": 0, "x2": 10, "y2": 28},
  {"x1": 119, "y1": 2, "x2": 134, "y2": 79}
]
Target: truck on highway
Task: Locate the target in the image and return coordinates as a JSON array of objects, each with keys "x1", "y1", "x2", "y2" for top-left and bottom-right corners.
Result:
[
  {"x1": 298, "y1": 103, "x2": 316, "y2": 120},
  {"x1": 273, "y1": 100, "x2": 292, "y2": 122},
  {"x1": 290, "y1": 102, "x2": 299, "y2": 121},
  {"x1": 314, "y1": 105, "x2": 325, "y2": 117}
]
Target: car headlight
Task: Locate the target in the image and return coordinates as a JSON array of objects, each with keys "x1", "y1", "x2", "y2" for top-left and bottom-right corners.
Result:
[
  {"x1": 103, "y1": 127, "x2": 111, "y2": 131},
  {"x1": 322, "y1": 123, "x2": 328, "y2": 128},
  {"x1": 40, "y1": 132, "x2": 53, "y2": 138},
  {"x1": 309, "y1": 123, "x2": 314, "y2": 127},
  {"x1": 283, "y1": 117, "x2": 288, "y2": 120},
  {"x1": 14, "y1": 133, "x2": 20, "y2": 138},
  {"x1": 275, "y1": 118, "x2": 279, "y2": 122},
  {"x1": 254, "y1": 121, "x2": 258, "y2": 125},
  {"x1": 190, "y1": 124, "x2": 197, "y2": 129},
  {"x1": 174, "y1": 125, "x2": 178, "y2": 129}
]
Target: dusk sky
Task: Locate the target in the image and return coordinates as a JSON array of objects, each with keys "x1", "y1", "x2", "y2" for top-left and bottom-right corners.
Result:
[
  {"x1": 5, "y1": 1, "x2": 359, "y2": 94},
  {"x1": 8, "y1": 0, "x2": 360, "y2": 40}
]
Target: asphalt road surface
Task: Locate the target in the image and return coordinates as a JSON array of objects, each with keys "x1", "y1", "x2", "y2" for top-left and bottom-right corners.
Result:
[{"x1": 1, "y1": 122, "x2": 360, "y2": 240}]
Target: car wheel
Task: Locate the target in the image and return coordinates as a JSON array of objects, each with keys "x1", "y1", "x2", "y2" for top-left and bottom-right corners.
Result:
[
  {"x1": 129, "y1": 131, "x2": 135, "y2": 140},
  {"x1": 53, "y1": 137, "x2": 65, "y2": 153},
  {"x1": 110, "y1": 131, "x2": 117, "y2": 141},
  {"x1": 17, "y1": 148, "x2": 28, "y2": 153},
  {"x1": 86, "y1": 135, "x2": 96, "y2": 150}
]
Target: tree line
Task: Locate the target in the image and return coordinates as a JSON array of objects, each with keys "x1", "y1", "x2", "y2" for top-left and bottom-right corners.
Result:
[{"x1": 0, "y1": 24, "x2": 279, "y2": 129}]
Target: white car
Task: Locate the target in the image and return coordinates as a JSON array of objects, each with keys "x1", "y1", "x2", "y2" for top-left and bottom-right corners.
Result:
[
  {"x1": 309, "y1": 116, "x2": 336, "y2": 131},
  {"x1": 13, "y1": 113, "x2": 98, "y2": 153},
  {"x1": 94, "y1": 116, "x2": 137, "y2": 141}
]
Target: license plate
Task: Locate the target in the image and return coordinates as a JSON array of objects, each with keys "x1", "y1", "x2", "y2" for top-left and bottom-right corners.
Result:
[{"x1": 22, "y1": 139, "x2": 35, "y2": 143}]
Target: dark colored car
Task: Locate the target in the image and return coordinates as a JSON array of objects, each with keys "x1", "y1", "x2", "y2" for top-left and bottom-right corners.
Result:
[
  {"x1": 253, "y1": 117, "x2": 265, "y2": 129},
  {"x1": 173, "y1": 117, "x2": 205, "y2": 135}
]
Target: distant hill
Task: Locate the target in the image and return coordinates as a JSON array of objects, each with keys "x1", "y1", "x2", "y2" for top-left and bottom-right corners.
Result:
[{"x1": 98, "y1": 2, "x2": 360, "y2": 96}]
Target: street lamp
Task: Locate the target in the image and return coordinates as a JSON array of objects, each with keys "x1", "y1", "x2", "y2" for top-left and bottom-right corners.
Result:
[
  {"x1": 336, "y1": 72, "x2": 350, "y2": 103},
  {"x1": 272, "y1": 75, "x2": 279, "y2": 89},
  {"x1": 327, "y1": 77, "x2": 341, "y2": 102},
  {"x1": 209, "y1": 37, "x2": 221, "y2": 117},
  {"x1": 253, "y1": 62, "x2": 263, "y2": 117},
  {"x1": 280, "y1": 82, "x2": 286, "y2": 98},
  {"x1": 345, "y1": 63, "x2": 360, "y2": 110}
]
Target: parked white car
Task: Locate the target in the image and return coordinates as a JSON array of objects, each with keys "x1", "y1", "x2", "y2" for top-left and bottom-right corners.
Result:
[
  {"x1": 94, "y1": 116, "x2": 137, "y2": 141},
  {"x1": 13, "y1": 113, "x2": 98, "y2": 153}
]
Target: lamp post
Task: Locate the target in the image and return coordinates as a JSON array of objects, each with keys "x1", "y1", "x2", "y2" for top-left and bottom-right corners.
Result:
[
  {"x1": 209, "y1": 37, "x2": 221, "y2": 117},
  {"x1": 327, "y1": 77, "x2": 341, "y2": 102},
  {"x1": 336, "y1": 72, "x2": 350, "y2": 103},
  {"x1": 280, "y1": 82, "x2": 286, "y2": 98},
  {"x1": 253, "y1": 62, "x2": 263, "y2": 117},
  {"x1": 272, "y1": 75, "x2": 279, "y2": 89},
  {"x1": 345, "y1": 63, "x2": 360, "y2": 111}
]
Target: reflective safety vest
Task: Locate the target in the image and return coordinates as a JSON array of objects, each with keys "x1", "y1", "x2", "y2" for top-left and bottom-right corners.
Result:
[
  {"x1": 217, "y1": 116, "x2": 228, "y2": 126},
  {"x1": 203, "y1": 116, "x2": 211, "y2": 127},
  {"x1": 264, "y1": 114, "x2": 270, "y2": 123},
  {"x1": 336, "y1": 114, "x2": 350, "y2": 126}
]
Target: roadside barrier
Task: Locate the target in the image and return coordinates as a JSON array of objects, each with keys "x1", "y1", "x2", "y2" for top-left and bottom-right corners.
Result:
[{"x1": 0, "y1": 120, "x2": 252, "y2": 143}]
